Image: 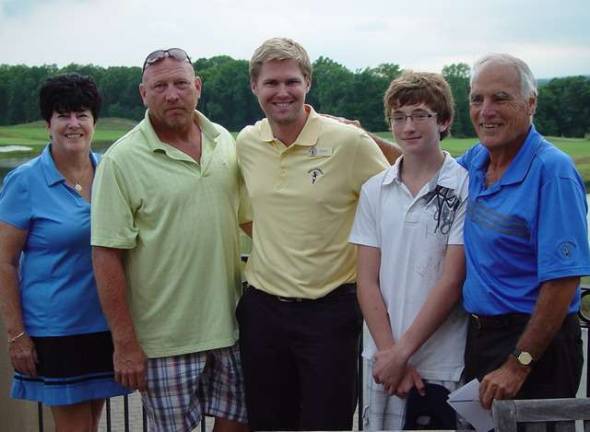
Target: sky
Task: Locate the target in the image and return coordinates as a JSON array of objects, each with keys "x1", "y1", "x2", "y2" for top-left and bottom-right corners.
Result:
[{"x1": 1, "y1": 0, "x2": 589, "y2": 79}]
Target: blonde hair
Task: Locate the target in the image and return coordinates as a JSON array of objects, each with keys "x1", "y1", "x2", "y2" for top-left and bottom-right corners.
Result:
[{"x1": 249, "y1": 37, "x2": 312, "y2": 82}]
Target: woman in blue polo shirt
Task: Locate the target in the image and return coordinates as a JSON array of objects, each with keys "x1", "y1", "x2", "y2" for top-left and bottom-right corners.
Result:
[{"x1": 0, "y1": 73, "x2": 128, "y2": 431}]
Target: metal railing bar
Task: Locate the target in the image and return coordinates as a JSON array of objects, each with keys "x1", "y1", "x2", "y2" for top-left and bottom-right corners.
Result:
[
  {"x1": 123, "y1": 394, "x2": 130, "y2": 432},
  {"x1": 37, "y1": 402, "x2": 44, "y2": 432},
  {"x1": 106, "y1": 397, "x2": 112, "y2": 432}
]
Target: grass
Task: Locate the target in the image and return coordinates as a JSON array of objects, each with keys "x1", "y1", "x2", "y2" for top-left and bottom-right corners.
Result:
[
  {"x1": 0, "y1": 118, "x2": 137, "y2": 146},
  {"x1": 1, "y1": 120, "x2": 590, "y2": 183},
  {"x1": 374, "y1": 132, "x2": 590, "y2": 184}
]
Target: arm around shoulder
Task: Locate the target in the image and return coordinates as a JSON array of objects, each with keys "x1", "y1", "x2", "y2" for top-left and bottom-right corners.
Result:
[{"x1": 367, "y1": 132, "x2": 401, "y2": 165}]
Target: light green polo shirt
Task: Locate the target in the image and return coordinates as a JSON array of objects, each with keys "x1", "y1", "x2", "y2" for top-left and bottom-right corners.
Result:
[
  {"x1": 237, "y1": 105, "x2": 389, "y2": 299},
  {"x1": 91, "y1": 110, "x2": 244, "y2": 358}
]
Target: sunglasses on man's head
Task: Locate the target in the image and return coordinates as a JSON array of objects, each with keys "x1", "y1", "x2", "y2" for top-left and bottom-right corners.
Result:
[{"x1": 142, "y1": 48, "x2": 192, "y2": 73}]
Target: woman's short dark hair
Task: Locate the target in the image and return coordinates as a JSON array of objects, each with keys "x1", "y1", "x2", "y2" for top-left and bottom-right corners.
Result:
[{"x1": 39, "y1": 73, "x2": 102, "y2": 123}]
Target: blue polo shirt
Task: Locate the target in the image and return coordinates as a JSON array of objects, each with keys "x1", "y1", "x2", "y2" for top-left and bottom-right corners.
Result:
[
  {"x1": 459, "y1": 126, "x2": 590, "y2": 315},
  {"x1": 0, "y1": 145, "x2": 108, "y2": 336}
]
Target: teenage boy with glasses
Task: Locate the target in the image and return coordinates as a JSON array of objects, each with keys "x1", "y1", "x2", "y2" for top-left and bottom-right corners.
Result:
[
  {"x1": 349, "y1": 71, "x2": 468, "y2": 431},
  {"x1": 91, "y1": 48, "x2": 248, "y2": 432}
]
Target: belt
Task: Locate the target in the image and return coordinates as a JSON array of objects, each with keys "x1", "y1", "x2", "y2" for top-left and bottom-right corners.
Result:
[
  {"x1": 470, "y1": 313, "x2": 531, "y2": 330},
  {"x1": 250, "y1": 283, "x2": 356, "y2": 303}
]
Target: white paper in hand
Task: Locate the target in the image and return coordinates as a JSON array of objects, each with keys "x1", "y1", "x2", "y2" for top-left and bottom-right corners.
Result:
[{"x1": 447, "y1": 379, "x2": 494, "y2": 432}]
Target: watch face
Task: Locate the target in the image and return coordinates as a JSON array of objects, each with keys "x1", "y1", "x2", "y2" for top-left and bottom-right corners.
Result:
[{"x1": 518, "y1": 351, "x2": 533, "y2": 366}]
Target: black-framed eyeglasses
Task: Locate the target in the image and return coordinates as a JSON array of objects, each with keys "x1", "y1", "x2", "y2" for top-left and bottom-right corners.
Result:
[
  {"x1": 142, "y1": 48, "x2": 192, "y2": 73},
  {"x1": 390, "y1": 112, "x2": 437, "y2": 126}
]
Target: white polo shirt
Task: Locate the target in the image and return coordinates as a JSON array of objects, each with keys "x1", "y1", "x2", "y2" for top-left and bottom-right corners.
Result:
[{"x1": 350, "y1": 152, "x2": 469, "y2": 381}]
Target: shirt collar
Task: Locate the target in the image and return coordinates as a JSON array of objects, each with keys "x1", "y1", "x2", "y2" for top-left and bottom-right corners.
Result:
[
  {"x1": 497, "y1": 125, "x2": 541, "y2": 186},
  {"x1": 471, "y1": 125, "x2": 540, "y2": 186},
  {"x1": 382, "y1": 151, "x2": 460, "y2": 193},
  {"x1": 142, "y1": 109, "x2": 220, "y2": 154},
  {"x1": 41, "y1": 144, "x2": 99, "y2": 187},
  {"x1": 258, "y1": 105, "x2": 320, "y2": 147}
]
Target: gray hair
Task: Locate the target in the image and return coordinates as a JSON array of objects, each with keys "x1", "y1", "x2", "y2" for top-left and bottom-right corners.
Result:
[{"x1": 471, "y1": 53, "x2": 537, "y2": 98}]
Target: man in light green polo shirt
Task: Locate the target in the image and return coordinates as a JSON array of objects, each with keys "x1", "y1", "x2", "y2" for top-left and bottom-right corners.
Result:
[
  {"x1": 236, "y1": 37, "x2": 390, "y2": 431},
  {"x1": 91, "y1": 48, "x2": 248, "y2": 432}
]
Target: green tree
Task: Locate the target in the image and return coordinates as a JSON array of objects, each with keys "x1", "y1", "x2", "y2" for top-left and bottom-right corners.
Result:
[
  {"x1": 442, "y1": 63, "x2": 474, "y2": 137},
  {"x1": 536, "y1": 76, "x2": 590, "y2": 137},
  {"x1": 196, "y1": 56, "x2": 259, "y2": 130}
]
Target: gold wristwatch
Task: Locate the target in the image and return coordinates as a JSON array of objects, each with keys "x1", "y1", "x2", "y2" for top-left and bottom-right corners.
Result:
[{"x1": 512, "y1": 349, "x2": 533, "y2": 366}]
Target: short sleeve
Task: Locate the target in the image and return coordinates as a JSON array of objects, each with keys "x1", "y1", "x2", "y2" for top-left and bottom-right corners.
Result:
[
  {"x1": 447, "y1": 175, "x2": 469, "y2": 245},
  {"x1": 238, "y1": 168, "x2": 252, "y2": 225},
  {"x1": 350, "y1": 133, "x2": 389, "y2": 193},
  {"x1": 456, "y1": 144, "x2": 481, "y2": 171},
  {"x1": 537, "y1": 174, "x2": 590, "y2": 281},
  {"x1": 91, "y1": 155, "x2": 138, "y2": 249},
  {"x1": 0, "y1": 169, "x2": 31, "y2": 230},
  {"x1": 349, "y1": 182, "x2": 380, "y2": 248}
]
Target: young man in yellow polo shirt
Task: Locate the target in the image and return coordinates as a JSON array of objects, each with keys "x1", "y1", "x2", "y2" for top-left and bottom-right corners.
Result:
[{"x1": 236, "y1": 37, "x2": 390, "y2": 431}]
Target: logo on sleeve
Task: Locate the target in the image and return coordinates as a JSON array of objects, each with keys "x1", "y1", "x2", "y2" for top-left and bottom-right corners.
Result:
[{"x1": 558, "y1": 241, "x2": 576, "y2": 261}]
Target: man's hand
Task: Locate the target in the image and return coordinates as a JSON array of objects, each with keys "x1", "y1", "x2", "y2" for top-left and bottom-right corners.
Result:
[
  {"x1": 395, "y1": 366, "x2": 425, "y2": 398},
  {"x1": 373, "y1": 344, "x2": 410, "y2": 392},
  {"x1": 479, "y1": 357, "x2": 530, "y2": 409},
  {"x1": 113, "y1": 340, "x2": 147, "y2": 391},
  {"x1": 9, "y1": 334, "x2": 37, "y2": 377}
]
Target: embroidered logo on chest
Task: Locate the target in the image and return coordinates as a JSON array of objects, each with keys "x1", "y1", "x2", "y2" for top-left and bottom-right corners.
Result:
[{"x1": 308, "y1": 168, "x2": 324, "y2": 184}]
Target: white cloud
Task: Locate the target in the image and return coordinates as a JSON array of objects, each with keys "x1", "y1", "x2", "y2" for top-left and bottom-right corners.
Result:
[{"x1": 0, "y1": 0, "x2": 588, "y2": 77}]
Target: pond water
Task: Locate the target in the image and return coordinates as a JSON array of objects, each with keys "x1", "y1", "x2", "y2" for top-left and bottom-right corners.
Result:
[
  {"x1": 0, "y1": 142, "x2": 112, "y2": 180},
  {"x1": 0, "y1": 145, "x2": 32, "y2": 153}
]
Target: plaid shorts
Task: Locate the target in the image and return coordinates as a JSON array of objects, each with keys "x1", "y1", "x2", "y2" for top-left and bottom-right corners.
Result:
[
  {"x1": 142, "y1": 344, "x2": 247, "y2": 432},
  {"x1": 362, "y1": 358, "x2": 459, "y2": 432}
]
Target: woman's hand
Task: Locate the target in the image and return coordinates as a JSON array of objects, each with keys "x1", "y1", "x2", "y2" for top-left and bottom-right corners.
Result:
[{"x1": 9, "y1": 333, "x2": 38, "y2": 377}]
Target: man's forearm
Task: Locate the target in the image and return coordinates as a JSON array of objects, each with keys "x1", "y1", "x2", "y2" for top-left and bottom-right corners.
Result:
[
  {"x1": 478, "y1": 276, "x2": 580, "y2": 408},
  {"x1": 397, "y1": 246, "x2": 464, "y2": 357},
  {"x1": 356, "y1": 245, "x2": 395, "y2": 349},
  {"x1": 92, "y1": 246, "x2": 138, "y2": 345},
  {"x1": 358, "y1": 280, "x2": 395, "y2": 350},
  {"x1": 367, "y1": 132, "x2": 401, "y2": 165},
  {"x1": 515, "y1": 276, "x2": 579, "y2": 360}
]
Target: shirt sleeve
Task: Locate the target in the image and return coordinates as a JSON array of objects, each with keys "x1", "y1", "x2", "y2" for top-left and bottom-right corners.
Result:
[
  {"x1": 0, "y1": 169, "x2": 31, "y2": 230},
  {"x1": 238, "y1": 167, "x2": 252, "y2": 225},
  {"x1": 447, "y1": 175, "x2": 469, "y2": 245},
  {"x1": 349, "y1": 182, "x2": 380, "y2": 248},
  {"x1": 91, "y1": 155, "x2": 138, "y2": 249},
  {"x1": 456, "y1": 143, "x2": 481, "y2": 170},
  {"x1": 537, "y1": 172, "x2": 590, "y2": 281},
  {"x1": 350, "y1": 132, "x2": 389, "y2": 193}
]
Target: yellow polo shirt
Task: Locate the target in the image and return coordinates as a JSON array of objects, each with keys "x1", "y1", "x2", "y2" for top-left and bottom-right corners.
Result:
[
  {"x1": 92, "y1": 110, "x2": 244, "y2": 358},
  {"x1": 237, "y1": 105, "x2": 389, "y2": 299}
]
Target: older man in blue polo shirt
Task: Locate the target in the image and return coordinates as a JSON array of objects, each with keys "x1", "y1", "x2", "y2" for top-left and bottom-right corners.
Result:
[{"x1": 459, "y1": 53, "x2": 590, "y2": 409}]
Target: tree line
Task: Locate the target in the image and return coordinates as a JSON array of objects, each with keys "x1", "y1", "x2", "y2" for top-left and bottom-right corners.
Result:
[{"x1": 0, "y1": 57, "x2": 588, "y2": 137}]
